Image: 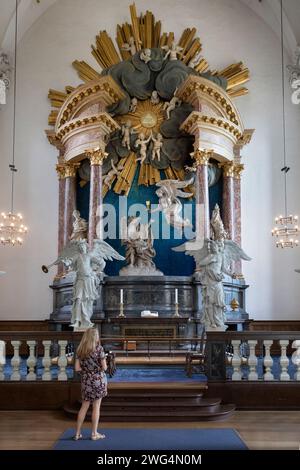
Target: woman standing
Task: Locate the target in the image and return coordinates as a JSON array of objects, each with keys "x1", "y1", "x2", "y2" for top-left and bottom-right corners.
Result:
[{"x1": 73, "y1": 328, "x2": 107, "y2": 440}]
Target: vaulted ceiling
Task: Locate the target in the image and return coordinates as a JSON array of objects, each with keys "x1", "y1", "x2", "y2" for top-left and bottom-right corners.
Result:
[{"x1": 0, "y1": 0, "x2": 299, "y2": 55}]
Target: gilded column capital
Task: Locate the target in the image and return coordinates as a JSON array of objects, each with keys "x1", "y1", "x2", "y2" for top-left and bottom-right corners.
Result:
[
  {"x1": 86, "y1": 149, "x2": 109, "y2": 166},
  {"x1": 233, "y1": 163, "x2": 244, "y2": 179},
  {"x1": 64, "y1": 162, "x2": 80, "y2": 178},
  {"x1": 56, "y1": 164, "x2": 66, "y2": 179},
  {"x1": 191, "y1": 149, "x2": 213, "y2": 166},
  {"x1": 219, "y1": 161, "x2": 235, "y2": 178}
]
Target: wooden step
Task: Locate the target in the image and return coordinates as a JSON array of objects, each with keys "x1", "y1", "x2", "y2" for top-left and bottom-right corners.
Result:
[{"x1": 64, "y1": 402, "x2": 235, "y2": 422}]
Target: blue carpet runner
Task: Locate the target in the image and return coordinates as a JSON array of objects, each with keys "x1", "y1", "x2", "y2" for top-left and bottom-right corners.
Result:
[{"x1": 53, "y1": 428, "x2": 248, "y2": 450}]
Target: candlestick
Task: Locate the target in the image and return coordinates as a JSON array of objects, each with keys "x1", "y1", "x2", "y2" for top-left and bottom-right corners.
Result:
[
  {"x1": 120, "y1": 289, "x2": 124, "y2": 303},
  {"x1": 175, "y1": 288, "x2": 178, "y2": 304}
]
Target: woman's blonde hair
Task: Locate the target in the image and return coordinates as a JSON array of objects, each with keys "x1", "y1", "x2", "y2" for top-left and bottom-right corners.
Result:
[{"x1": 76, "y1": 328, "x2": 99, "y2": 359}]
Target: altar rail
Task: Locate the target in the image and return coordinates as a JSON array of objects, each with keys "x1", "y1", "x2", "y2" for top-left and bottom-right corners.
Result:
[
  {"x1": 0, "y1": 331, "x2": 205, "y2": 381},
  {"x1": 206, "y1": 331, "x2": 300, "y2": 382}
]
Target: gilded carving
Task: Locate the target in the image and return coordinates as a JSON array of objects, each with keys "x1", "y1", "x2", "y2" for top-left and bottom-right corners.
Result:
[
  {"x1": 64, "y1": 162, "x2": 81, "y2": 178},
  {"x1": 191, "y1": 149, "x2": 213, "y2": 166},
  {"x1": 219, "y1": 162, "x2": 235, "y2": 178},
  {"x1": 233, "y1": 163, "x2": 244, "y2": 179},
  {"x1": 87, "y1": 149, "x2": 108, "y2": 166}
]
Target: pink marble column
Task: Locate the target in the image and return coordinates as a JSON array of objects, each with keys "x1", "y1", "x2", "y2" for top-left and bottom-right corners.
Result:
[
  {"x1": 221, "y1": 162, "x2": 235, "y2": 241},
  {"x1": 56, "y1": 164, "x2": 66, "y2": 276},
  {"x1": 64, "y1": 163, "x2": 79, "y2": 246},
  {"x1": 88, "y1": 150, "x2": 106, "y2": 246},
  {"x1": 233, "y1": 163, "x2": 244, "y2": 274},
  {"x1": 193, "y1": 150, "x2": 211, "y2": 240}
]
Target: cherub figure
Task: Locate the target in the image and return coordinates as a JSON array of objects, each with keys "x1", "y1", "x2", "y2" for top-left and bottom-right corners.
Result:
[
  {"x1": 150, "y1": 90, "x2": 160, "y2": 105},
  {"x1": 163, "y1": 94, "x2": 182, "y2": 119},
  {"x1": 135, "y1": 132, "x2": 151, "y2": 164},
  {"x1": 188, "y1": 51, "x2": 203, "y2": 69},
  {"x1": 122, "y1": 37, "x2": 140, "y2": 56},
  {"x1": 103, "y1": 160, "x2": 124, "y2": 189},
  {"x1": 162, "y1": 41, "x2": 183, "y2": 61},
  {"x1": 129, "y1": 97, "x2": 138, "y2": 113},
  {"x1": 121, "y1": 120, "x2": 137, "y2": 150},
  {"x1": 151, "y1": 133, "x2": 163, "y2": 161},
  {"x1": 140, "y1": 48, "x2": 151, "y2": 63}
]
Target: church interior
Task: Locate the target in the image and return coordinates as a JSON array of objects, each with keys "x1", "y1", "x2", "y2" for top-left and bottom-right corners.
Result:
[{"x1": 0, "y1": 0, "x2": 300, "y2": 453}]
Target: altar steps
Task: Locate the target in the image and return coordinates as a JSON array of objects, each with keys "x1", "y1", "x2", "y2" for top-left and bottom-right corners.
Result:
[{"x1": 64, "y1": 383, "x2": 235, "y2": 422}]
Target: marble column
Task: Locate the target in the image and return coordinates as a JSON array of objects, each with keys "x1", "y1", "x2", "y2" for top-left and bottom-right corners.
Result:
[
  {"x1": 233, "y1": 163, "x2": 244, "y2": 274},
  {"x1": 64, "y1": 163, "x2": 80, "y2": 246},
  {"x1": 56, "y1": 164, "x2": 66, "y2": 276},
  {"x1": 192, "y1": 150, "x2": 211, "y2": 240},
  {"x1": 221, "y1": 162, "x2": 235, "y2": 241},
  {"x1": 88, "y1": 150, "x2": 107, "y2": 246}
]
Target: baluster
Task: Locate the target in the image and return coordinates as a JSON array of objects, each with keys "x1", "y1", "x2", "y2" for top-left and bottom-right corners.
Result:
[
  {"x1": 58, "y1": 340, "x2": 68, "y2": 381},
  {"x1": 0, "y1": 340, "x2": 6, "y2": 380},
  {"x1": 26, "y1": 340, "x2": 37, "y2": 381},
  {"x1": 279, "y1": 340, "x2": 290, "y2": 381},
  {"x1": 263, "y1": 340, "x2": 274, "y2": 381},
  {"x1": 11, "y1": 340, "x2": 21, "y2": 381},
  {"x1": 42, "y1": 340, "x2": 52, "y2": 381},
  {"x1": 292, "y1": 340, "x2": 300, "y2": 381},
  {"x1": 231, "y1": 340, "x2": 242, "y2": 381},
  {"x1": 248, "y1": 340, "x2": 258, "y2": 380}
]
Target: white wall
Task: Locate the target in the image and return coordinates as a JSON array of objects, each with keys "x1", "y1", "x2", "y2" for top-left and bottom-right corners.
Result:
[{"x1": 0, "y1": 0, "x2": 300, "y2": 320}]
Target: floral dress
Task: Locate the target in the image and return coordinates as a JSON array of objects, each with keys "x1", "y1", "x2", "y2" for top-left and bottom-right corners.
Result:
[{"x1": 80, "y1": 345, "x2": 107, "y2": 402}]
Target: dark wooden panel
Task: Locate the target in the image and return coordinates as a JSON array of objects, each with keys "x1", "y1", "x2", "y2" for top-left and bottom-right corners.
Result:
[
  {"x1": 0, "y1": 321, "x2": 50, "y2": 331},
  {"x1": 249, "y1": 321, "x2": 300, "y2": 331},
  {"x1": 206, "y1": 382, "x2": 300, "y2": 410}
]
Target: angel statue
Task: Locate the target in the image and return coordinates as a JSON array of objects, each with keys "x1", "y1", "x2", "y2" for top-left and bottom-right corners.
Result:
[
  {"x1": 163, "y1": 94, "x2": 182, "y2": 120},
  {"x1": 162, "y1": 41, "x2": 183, "y2": 61},
  {"x1": 153, "y1": 178, "x2": 194, "y2": 229},
  {"x1": 103, "y1": 160, "x2": 124, "y2": 190},
  {"x1": 121, "y1": 37, "x2": 140, "y2": 56},
  {"x1": 70, "y1": 210, "x2": 88, "y2": 241},
  {"x1": 135, "y1": 132, "x2": 151, "y2": 164},
  {"x1": 119, "y1": 216, "x2": 162, "y2": 276},
  {"x1": 173, "y1": 205, "x2": 251, "y2": 330},
  {"x1": 42, "y1": 239, "x2": 124, "y2": 329}
]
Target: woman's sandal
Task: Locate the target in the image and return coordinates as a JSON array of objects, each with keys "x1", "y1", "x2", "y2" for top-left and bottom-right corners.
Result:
[
  {"x1": 72, "y1": 434, "x2": 83, "y2": 441},
  {"x1": 91, "y1": 433, "x2": 105, "y2": 440}
]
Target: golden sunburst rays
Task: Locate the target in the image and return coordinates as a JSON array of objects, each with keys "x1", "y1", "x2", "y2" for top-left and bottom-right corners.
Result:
[
  {"x1": 47, "y1": 3, "x2": 250, "y2": 127},
  {"x1": 116, "y1": 100, "x2": 164, "y2": 138}
]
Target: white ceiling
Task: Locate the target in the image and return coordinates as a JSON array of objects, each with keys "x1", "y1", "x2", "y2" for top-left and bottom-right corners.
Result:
[
  {"x1": 0, "y1": 0, "x2": 299, "y2": 53},
  {"x1": 284, "y1": 0, "x2": 300, "y2": 43},
  {"x1": 0, "y1": 0, "x2": 16, "y2": 46}
]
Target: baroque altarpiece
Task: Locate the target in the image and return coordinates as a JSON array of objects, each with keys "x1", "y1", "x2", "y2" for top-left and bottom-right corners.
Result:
[{"x1": 45, "y1": 4, "x2": 254, "y2": 337}]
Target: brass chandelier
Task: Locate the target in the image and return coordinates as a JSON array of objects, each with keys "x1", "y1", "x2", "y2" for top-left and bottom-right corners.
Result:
[
  {"x1": 272, "y1": 0, "x2": 298, "y2": 248},
  {"x1": 0, "y1": 0, "x2": 28, "y2": 246}
]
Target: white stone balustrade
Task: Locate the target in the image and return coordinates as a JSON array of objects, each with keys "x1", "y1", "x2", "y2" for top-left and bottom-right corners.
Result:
[
  {"x1": 11, "y1": 340, "x2": 21, "y2": 381},
  {"x1": 263, "y1": 340, "x2": 274, "y2": 381},
  {"x1": 292, "y1": 340, "x2": 300, "y2": 381},
  {"x1": 280, "y1": 340, "x2": 290, "y2": 381},
  {"x1": 0, "y1": 340, "x2": 5, "y2": 380},
  {"x1": 42, "y1": 340, "x2": 52, "y2": 381},
  {"x1": 58, "y1": 340, "x2": 68, "y2": 381},
  {"x1": 231, "y1": 340, "x2": 242, "y2": 380},
  {"x1": 247, "y1": 340, "x2": 258, "y2": 380},
  {"x1": 26, "y1": 340, "x2": 37, "y2": 381}
]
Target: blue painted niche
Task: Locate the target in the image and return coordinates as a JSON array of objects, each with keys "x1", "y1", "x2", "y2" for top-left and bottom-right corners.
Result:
[{"x1": 76, "y1": 168, "x2": 222, "y2": 276}]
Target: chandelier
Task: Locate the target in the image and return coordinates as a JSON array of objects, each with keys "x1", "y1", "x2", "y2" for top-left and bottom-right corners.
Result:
[
  {"x1": 1, "y1": 0, "x2": 28, "y2": 246},
  {"x1": 272, "y1": 0, "x2": 298, "y2": 249}
]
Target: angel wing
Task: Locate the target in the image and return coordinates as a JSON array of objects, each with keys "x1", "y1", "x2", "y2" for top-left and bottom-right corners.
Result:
[
  {"x1": 156, "y1": 178, "x2": 194, "y2": 199},
  {"x1": 223, "y1": 240, "x2": 251, "y2": 272},
  {"x1": 91, "y1": 239, "x2": 125, "y2": 262},
  {"x1": 57, "y1": 241, "x2": 82, "y2": 265},
  {"x1": 173, "y1": 238, "x2": 211, "y2": 266}
]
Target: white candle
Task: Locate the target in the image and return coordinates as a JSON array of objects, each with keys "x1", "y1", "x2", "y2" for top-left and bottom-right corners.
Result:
[
  {"x1": 120, "y1": 289, "x2": 124, "y2": 304},
  {"x1": 175, "y1": 288, "x2": 178, "y2": 304}
]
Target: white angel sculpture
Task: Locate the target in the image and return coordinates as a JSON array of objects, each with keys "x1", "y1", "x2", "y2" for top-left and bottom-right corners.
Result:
[
  {"x1": 103, "y1": 160, "x2": 124, "y2": 190},
  {"x1": 162, "y1": 41, "x2": 183, "y2": 61},
  {"x1": 153, "y1": 178, "x2": 194, "y2": 229},
  {"x1": 42, "y1": 239, "x2": 124, "y2": 329},
  {"x1": 173, "y1": 205, "x2": 251, "y2": 329},
  {"x1": 163, "y1": 95, "x2": 182, "y2": 119}
]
